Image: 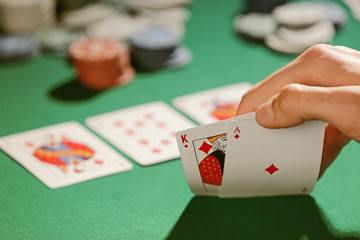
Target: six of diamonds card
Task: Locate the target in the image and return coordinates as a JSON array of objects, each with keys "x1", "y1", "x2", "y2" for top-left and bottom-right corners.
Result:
[
  {"x1": 0, "y1": 122, "x2": 133, "y2": 189},
  {"x1": 173, "y1": 82, "x2": 253, "y2": 125},
  {"x1": 86, "y1": 101, "x2": 196, "y2": 166}
]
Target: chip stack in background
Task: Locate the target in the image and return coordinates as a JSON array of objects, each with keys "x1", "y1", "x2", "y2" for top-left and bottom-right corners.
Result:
[
  {"x1": 85, "y1": 15, "x2": 150, "y2": 42},
  {"x1": 0, "y1": 0, "x2": 56, "y2": 34},
  {"x1": 130, "y1": 25, "x2": 192, "y2": 71},
  {"x1": 36, "y1": 26, "x2": 84, "y2": 57},
  {"x1": 101, "y1": 0, "x2": 128, "y2": 14},
  {"x1": 69, "y1": 38, "x2": 135, "y2": 90},
  {"x1": 60, "y1": 3, "x2": 118, "y2": 30},
  {"x1": 126, "y1": 0, "x2": 191, "y2": 38},
  {"x1": 0, "y1": 0, "x2": 193, "y2": 72},
  {"x1": 0, "y1": 35, "x2": 41, "y2": 62},
  {"x1": 85, "y1": 0, "x2": 191, "y2": 44},
  {"x1": 233, "y1": 1, "x2": 348, "y2": 55}
]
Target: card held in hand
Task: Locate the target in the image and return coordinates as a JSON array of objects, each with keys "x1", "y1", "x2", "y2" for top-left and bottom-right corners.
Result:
[
  {"x1": 176, "y1": 113, "x2": 255, "y2": 196},
  {"x1": 219, "y1": 119, "x2": 325, "y2": 198},
  {"x1": 177, "y1": 112, "x2": 325, "y2": 198}
]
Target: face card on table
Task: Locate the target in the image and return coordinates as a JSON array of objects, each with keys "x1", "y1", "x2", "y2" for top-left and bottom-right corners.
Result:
[
  {"x1": 173, "y1": 82, "x2": 252, "y2": 125},
  {"x1": 219, "y1": 119, "x2": 325, "y2": 198},
  {"x1": 0, "y1": 122, "x2": 133, "y2": 189},
  {"x1": 86, "y1": 101, "x2": 196, "y2": 166},
  {"x1": 176, "y1": 112, "x2": 255, "y2": 196}
]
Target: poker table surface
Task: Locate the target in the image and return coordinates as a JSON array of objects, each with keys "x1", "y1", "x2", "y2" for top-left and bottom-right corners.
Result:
[{"x1": 1, "y1": 0, "x2": 360, "y2": 239}]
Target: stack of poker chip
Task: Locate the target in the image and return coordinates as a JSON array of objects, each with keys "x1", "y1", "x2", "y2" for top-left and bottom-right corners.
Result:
[
  {"x1": 125, "y1": 0, "x2": 191, "y2": 37},
  {"x1": 130, "y1": 25, "x2": 192, "y2": 71},
  {"x1": 85, "y1": 15, "x2": 150, "y2": 42},
  {"x1": 69, "y1": 38, "x2": 135, "y2": 90},
  {"x1": 0, "y1": 35, "x2": 40, "y2": 62},
  {"x1": 234, "y1": 1, "x2": 348, "y2": 55},
  {"x1": 36, "y1": 26, "x2": 84, "y2": 57},
  {"x1": 60, "y1": 3, "x2": 118, "y2": 30},
  {"x1": 0, "y1": 0, "x2": 56, "y2": 34}
]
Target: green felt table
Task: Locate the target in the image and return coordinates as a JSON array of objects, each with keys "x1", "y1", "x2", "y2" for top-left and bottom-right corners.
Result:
[{"x1": 1, "y1": 0, "x2": 360, "y2": 239}]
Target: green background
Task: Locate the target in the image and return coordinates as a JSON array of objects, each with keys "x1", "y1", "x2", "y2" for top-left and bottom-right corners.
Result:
[{"x1": 1, "y1": 0, "x2": 360, "y2": 239}]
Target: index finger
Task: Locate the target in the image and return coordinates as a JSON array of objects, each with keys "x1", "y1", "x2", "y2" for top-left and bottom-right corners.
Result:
[{"x1": 236, "y1": 44, "x2": 360, "y2": 115}]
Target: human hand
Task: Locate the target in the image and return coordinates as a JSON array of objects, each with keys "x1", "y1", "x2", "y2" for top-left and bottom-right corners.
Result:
[{"x1": 236, "y1": 44, "x2": 360, "y2": 177}]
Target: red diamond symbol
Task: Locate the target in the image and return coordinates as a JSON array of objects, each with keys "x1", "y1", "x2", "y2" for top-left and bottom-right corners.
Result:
[
  {"x1": 265, "y1": 164, "x2": 279, "y2": 175},
  {"x1": 152, "y1": 148, "x2": 161, "y2": 153},
  {"x1": 114, "y1": 120, "x2": 123, "y2": 127},
  {"x1": 184, "y1": 144, "x2": 188, "y2": 148},
  {"x1": 199, "y1": 141, "x2": 212, "y2": 154},
  {"x1": 234, "y1": 134, "x2": 240, "y2": 139},
  {"x1": 25, "y1": 142, "x2": 34, "y2": 147}
]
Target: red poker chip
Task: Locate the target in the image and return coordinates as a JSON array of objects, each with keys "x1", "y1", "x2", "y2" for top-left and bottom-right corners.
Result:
[{"x1": 69, "y1": 38, "x2": 135, "y2": 90}]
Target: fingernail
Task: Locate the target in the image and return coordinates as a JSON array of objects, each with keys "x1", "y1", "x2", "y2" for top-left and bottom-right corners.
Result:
[{"x1": 257, "y1": 100, "x2": 274, "y2": 123}]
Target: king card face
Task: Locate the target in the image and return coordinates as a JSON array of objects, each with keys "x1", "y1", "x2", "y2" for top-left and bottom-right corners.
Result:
[
  {"x1": 0, "y1": 122, "x2": 133, "y2": 189},
  {"x1": 176, "y1": 112, "x2": 255, "y2": 196},
  {"x1": 172, "y1": 82, "x2": 252, "y2": 125},
  {"x1": 86, "y1": 101, "x2": 196, "y2": 166},
  {"x1": 219, "y1": 119, "x2": 325, "y2": 198}
]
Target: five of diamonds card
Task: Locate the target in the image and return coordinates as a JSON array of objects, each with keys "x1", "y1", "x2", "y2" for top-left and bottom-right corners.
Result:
[
  {"x1": 0, "y1": 122, "x2": 133, "y2": 189},
  {"x1": 176, "y1": 112, "x2": 326, "y2": 198}
]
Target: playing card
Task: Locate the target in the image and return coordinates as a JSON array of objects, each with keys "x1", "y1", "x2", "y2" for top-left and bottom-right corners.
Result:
[
  {"x1": 86, "y1": 101, "x2": 196, "y2": 166},
  {"x1": 219, "y1": 118, "x2": 325, "y2": 198},
  {"x1": 0, "y1": 122, "x2": 133, "y2": 189},
  {"x1": 172, "y1": 82, "x2": 252, "y2": 125},
  {"x1": 176, "y1": 112, "x2": 255, "y2": 196}
]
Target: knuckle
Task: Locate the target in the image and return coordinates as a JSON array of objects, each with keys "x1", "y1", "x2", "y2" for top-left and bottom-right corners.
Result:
[
  {"x1": 300, "y1": 44, "x2": 330, "y2": 59},
  {"x1": 277, "y1": 84, "x2": 305, "y2": 110}
]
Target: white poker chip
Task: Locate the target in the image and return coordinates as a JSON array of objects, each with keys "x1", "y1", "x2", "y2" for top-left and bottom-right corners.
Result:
[
  {"x1": 86, "y1": 15, "x2": 150, "y2": 41},
  {"x1": 276, "y1": 21, "x2": 335, "y2": 48},
  {"x1": 36, "y1": 25, "x2": 84, "y2": 50},
  {"x1": 60, "y1": 3, "x2": 117, "y2": 29},
  {"x1": 136, "y1": 7, "x2": 190, "y2": 23},
  {"x1": 126, "y1": 0, "x2": 191, "y2": 10},
  {"x1": 233, "y1": 13, "x2": 277, "y2": 40},
  {"x1": 265, "y1": 34, "x2": 306, "y2": 55},
  {"x1": 101, "y1": 0, "x2": 128, "y2": 13},
  {"x1": 273, "y1": 2, "x2": 327, "y2": 28},
  {"x1": 163, "y1": 45, "x2": 192, "y2": 69},
  {"x1": 265, "y1": 21, "x2": 335, "y2": 54}
]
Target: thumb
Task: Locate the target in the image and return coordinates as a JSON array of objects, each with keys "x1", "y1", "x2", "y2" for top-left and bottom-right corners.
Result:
[{"x1": 255, "y1": 83, "x2": 360, "y2": 135}]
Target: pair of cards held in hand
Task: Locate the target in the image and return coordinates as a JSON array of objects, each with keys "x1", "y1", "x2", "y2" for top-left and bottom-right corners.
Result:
[{"x1": 176, "y1": 112, "x2": 325, "y2": 198}]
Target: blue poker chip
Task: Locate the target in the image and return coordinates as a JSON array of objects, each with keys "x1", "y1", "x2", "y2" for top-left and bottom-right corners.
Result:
[
  {"x1": 130, "y1": 25, "x2": 181, "y2": 50},
  {"x1": 0, "y1": 35, "x2": 40, "y2": 62}
]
